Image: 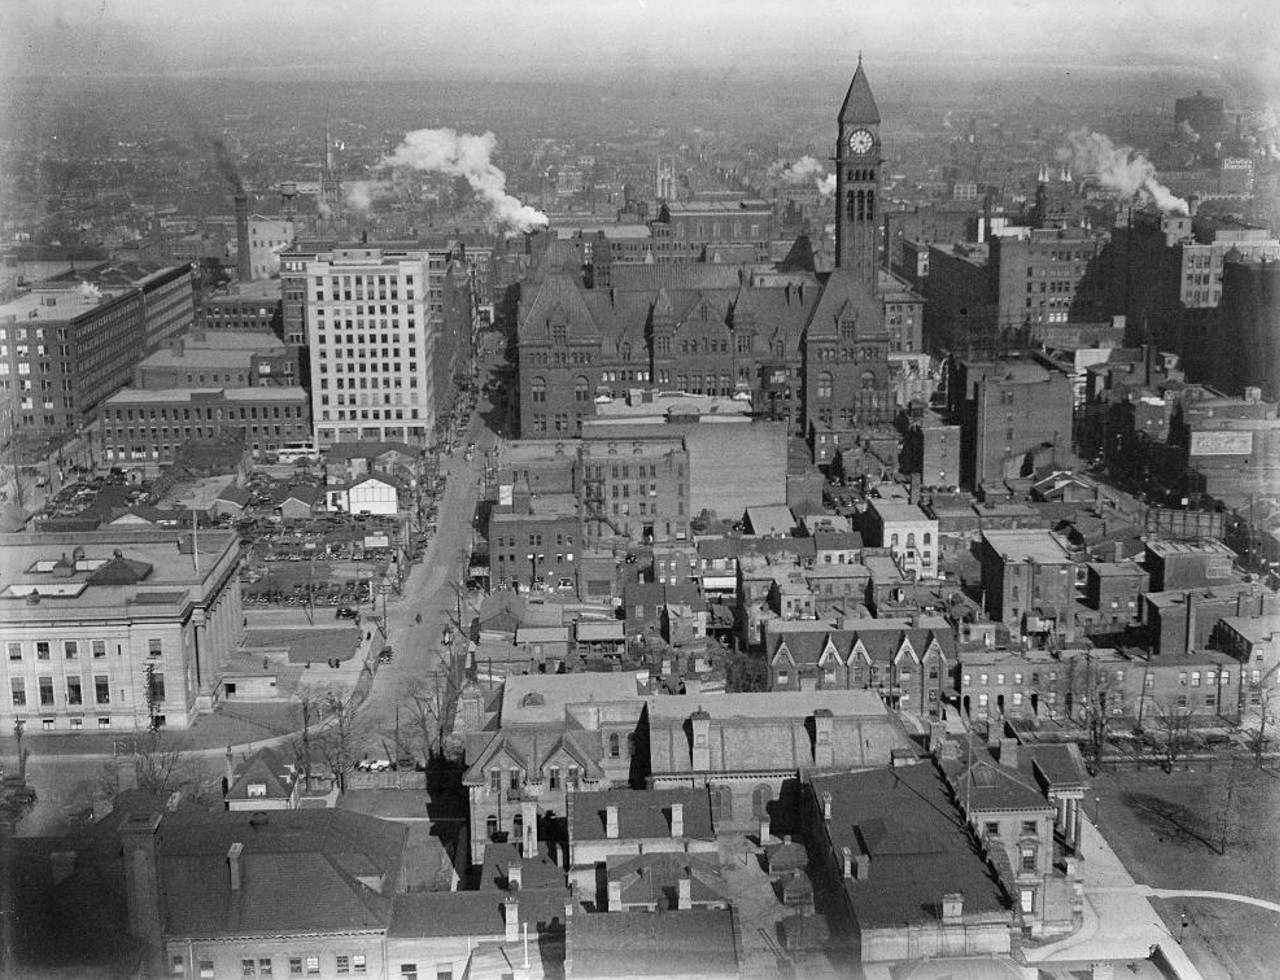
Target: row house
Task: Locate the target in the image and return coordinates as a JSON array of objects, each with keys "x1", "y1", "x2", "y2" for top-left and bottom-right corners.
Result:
[{"x1": 765, "y1": 623, "x2": 954, "y2": 717}]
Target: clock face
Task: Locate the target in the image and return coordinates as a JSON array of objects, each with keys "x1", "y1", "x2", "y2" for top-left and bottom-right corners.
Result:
[{"x1": 847, "y1": 129, "x2": 875, "y2": 155}]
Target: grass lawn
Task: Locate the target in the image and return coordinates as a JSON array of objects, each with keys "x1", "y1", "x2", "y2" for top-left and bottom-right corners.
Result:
[{"x1": 1092, "y1": 762, "x2": 1280, "y2": 980}]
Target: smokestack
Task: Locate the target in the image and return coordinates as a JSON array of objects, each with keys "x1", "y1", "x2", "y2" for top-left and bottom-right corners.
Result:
[
  {"x1": 677, "y1": 873, "x2": 692, "y2": 910},
  {"x1": 235, "y1": 194, "x2": 252, "y2": 282},
  {"x1": 504, "y1": 896, "x2": 519, "y2": 941},
  {"x1": 1185, "y1": 591, "x2": 1196, "y2": 657},
  {"x1": 670, "y1": 802, "x2": 684, "y2": 838}
]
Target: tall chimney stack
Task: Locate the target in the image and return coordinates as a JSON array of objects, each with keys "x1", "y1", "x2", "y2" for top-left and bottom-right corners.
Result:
[
  {"x1": 227, "y1": 841, "x2": 244, "y2": 892},
  {"x1": 235, "y1": 193, "x2": 252, "y2": 282}
]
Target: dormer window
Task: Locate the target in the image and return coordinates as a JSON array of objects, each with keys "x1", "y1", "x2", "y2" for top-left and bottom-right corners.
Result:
[{"x1": 247, "y1": 782, "x2": 267, "y2": 798}]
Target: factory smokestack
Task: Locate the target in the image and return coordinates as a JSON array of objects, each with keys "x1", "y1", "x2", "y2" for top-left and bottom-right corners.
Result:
[{"x1": 235, "y1": 193, "x2": 251, "y2": 282}]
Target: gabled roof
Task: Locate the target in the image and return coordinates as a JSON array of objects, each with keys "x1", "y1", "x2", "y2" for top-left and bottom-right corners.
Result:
[
  {"x1": 226, "y1": 747, "x2": 296, "y2": 802},
  {"x1": 804, "y1": 268, "x2": 884, "y2": 340},
  {"x1": 839, "y1": 58, "x2": 881, "y2": 124},
  {"x1": 608, "y1": 851, "x2": 726, "y2": 907},
  {"x1": 946, "y1": 758, "x2": 1053, "y2": 814},
  {"x1": 568, "y1": 908, "x2": 739, "y2": 980}
]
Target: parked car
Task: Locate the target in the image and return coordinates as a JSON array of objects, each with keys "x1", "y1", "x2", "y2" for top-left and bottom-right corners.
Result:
[
  {"x1": 378, "y1": 646, "x2": 393, "y2": 664},
  {"x1": 336, "y1": 606, "x2": 359, "y2": 620}
]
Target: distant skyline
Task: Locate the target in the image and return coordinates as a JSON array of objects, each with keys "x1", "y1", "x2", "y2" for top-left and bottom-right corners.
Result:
[{"x1": 5, "y1": 0, "x2": 1278, "y2": 95}]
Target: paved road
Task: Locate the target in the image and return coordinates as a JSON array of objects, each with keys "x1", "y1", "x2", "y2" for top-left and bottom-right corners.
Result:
[{"x1": 359, "y1": 379, "x2": 502, "y2": 753}]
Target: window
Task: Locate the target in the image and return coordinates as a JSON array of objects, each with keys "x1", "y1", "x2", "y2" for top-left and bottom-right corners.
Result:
[
  {"x1": 401, "y1": 967, "x2": 419, "y2": 980},
  {"x1": 306, "y1": 956, "x2": 320, "y2": 976},
  {"x1": 984, "y1": 821, "x2": 999, "y2": 837},
  {"x1": 6, "y1": 642, "x2": 19, "y2": 661},
  {"x1": 1021, "y1": 820, "x2": 1037, "y2": 835},
  {"x1": 200, "y1": 962, "x2": 215, "y2": 980},
  {"x1": 95, "y1": 675, "x2": 110, "y2": 704},
  {"x1": 1020, "y1": 888, "x2": 1035, "y2": 913},
  {"x1": 435, "y1": 967, "x2": 452, "y2": 980},
  {"x1": 63, "y1": 640, "x2": 78, "y2": 659},
  {"x1": 172, "y1": 955, "x2": 186, "y2": 976},
  {"x1": 11, "y1": 678, "x2": 25, "y2": 707},
  {"x1": 36, "y1": 641, "x2": 50, "y2": 660},
  {"x1": 39, "y1": 676, "x2": 53, "y2": 706},
  {"x1": 92, "y1": 640, "x2": 106, "y2": 658},
  {"x1": 336, "y1": 956, "x2": 349, "y2": 975},
  {"x1": 1020, "y1": 846, "x2": 1037, "y2": 872},
  {"x1": 548, "y1": 766, "x2": 561, "y2": 790},
  {"x1": 567, "y1": 766, "x2": 580, "y2": 790},
  {"x1": 353, "y1": 954, "x2": 366, "y2": 974},
  {"x1": 289, "y1": 959, "x2": 303, "y2": 977},
  {"x1": 489, "y1": 769, "x2": 501, "y2": 793},
  {"x1": 149, "y1": 638, "x2": 163, "y2": 658},
  {"x1": 244, "y1": 960, "x2": 257, "y2": 977},
  {"x1": 1190, "y1": 671, "x2": 1201, "y2": 687},
  {"x1": 260, "y1": 961, "x2": 273, "y2": 977},
  {"x1": 509, "y1": 769, "x2": 520, "y2": 791}
]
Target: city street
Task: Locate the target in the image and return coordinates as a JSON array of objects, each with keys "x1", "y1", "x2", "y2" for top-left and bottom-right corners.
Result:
[{"x1": 358, "y1": 373, "x2": 504, "y2": 753}]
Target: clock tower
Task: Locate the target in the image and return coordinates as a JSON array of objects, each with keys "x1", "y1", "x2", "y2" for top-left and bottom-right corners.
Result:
[{"x1": 835, "y1": 55, "x2": 882, "y2": 289}]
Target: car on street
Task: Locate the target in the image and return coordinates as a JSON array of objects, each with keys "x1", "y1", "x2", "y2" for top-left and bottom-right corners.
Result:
[{"x1": 378, "y1": 646, "x2": 393, "y2": 664}]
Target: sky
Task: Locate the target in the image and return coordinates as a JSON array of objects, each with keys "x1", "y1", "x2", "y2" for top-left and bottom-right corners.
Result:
[{"x1": 4, "y1": 0, "x2": 1278, "y2": 91}]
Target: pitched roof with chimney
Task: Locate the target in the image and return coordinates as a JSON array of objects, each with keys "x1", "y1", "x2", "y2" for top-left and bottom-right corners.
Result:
[
  {"x1": 811, "y1": 765, "x2": 1008, "y2": 931},
  {"x1": 646, "y1": 691, "x2": 915, "y2": 777},
  {"x1": 607, "y1": 851, "x2": 726, "y2": 908},
  {"x1": 570, "y1": 787, "x2": 714, "y2": 842},
  {"x1": 155, "y1": 809, "x2": 408, "y2": 938}
]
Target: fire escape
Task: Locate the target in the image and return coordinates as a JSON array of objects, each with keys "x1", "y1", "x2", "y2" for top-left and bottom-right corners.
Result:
[{"x1": 581, "y1": 472, "x2": 628, "y2": 541}]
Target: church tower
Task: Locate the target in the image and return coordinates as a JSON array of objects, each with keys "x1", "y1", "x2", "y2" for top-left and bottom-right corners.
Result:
[{"x1": 834, "y1": 56, "x2": 882, "y2": 290}]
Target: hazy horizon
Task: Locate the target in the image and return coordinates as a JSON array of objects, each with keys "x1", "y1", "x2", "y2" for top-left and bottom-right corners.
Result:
[{"x1": 5, "y1": 0, "x2": 1278, "y2": 101}]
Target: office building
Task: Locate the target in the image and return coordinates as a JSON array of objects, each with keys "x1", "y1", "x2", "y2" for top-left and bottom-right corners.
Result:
[{"x1": 0, "y1": 528, "x2": 242, "y2": 732}]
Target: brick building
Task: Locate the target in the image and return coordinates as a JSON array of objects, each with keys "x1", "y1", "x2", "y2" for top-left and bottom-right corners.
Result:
[
  {"x1": 978, "y1": 529, "x2": 1078, "y2": 642},
  {"x1": 100, "y1": 386, "x2": 310, "y2": 464}
]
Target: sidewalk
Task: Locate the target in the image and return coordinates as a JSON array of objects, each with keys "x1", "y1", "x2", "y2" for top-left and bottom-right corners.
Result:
[{"x1": 1021, "y1": 816, "x2": 1206, "y2": 980}]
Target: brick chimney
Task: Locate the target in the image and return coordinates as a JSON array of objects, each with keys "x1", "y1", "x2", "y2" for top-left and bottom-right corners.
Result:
[
  {"x1": 121, "y1": 812, "x2": 165, "y2": 978},
  {"x1": 759, "y1": 818, "x2": 771, "y2": 845},
  {"x1": 941, "y1": 892, "x2": 964, "y2": 924},
  {"x1": 821, "y1": 791, "x2": 833, "y2": 821},
  {"x1": 855, "y1": 852, "x2": 870, "y2": 880},
  {"x1": 504, "y1": 895, "x2": 519, "y2": 942},
  {"x1": 507, "y1": 861, "x2": 522, "y2": 892},
  {"x1": 841, "y1": 845, "x2": 853, "y2": 878},
  {"x1": 227, "y1": 841, "x2": 244, "y2": 892},
  {"x1": 677, "y1": 873, "x2": 692, "y2": 910},
  {"x1": 691, "y1": 708, "x2": 711, "y2": 770},
  {"x1": 607, "y1": 878, "x2": 623, "y2": 911},
  {"x1": 813, "y1": 708, "x2": 835, "y2": 767},
  {"x1": 998, "y1": 737, "x2": 1019, "y2": 769},
  {"x1": 670, "y1": 802, "x2": 684, "y2": 838},
  {"x1": 521, "y1": 800, "x2": 538, "y2": 856},
  {"x1": 605, "y1": 804, "x2": 619, "y2": 839}
]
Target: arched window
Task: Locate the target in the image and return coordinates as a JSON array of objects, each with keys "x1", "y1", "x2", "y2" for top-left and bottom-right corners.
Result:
[
  {"x1": 846, "y1": 191, "x2": 857, "y2": 222},
  {"x1": 486, "y1": 815, "x2": 498, "y2": 839},
  {"x1": 574, "y1": 376, "x2": 590, "y2": 403},
  {"x1": 531, "y1": 377, "x2": 547, "y2": 404},
  {"x1": 711, "y1": 785, "x2": 733, "y2": 823},
  {"x1": 860, "y1": 369, "x2": 877, "y2": 390},
  {"x1": 621, "y1": 343, "x2": 631, "y2": 361},
  {"x1": 817, "y1": 372, "x2": 833, "y2": 400},
  {"x1": 513, "y1": 812, "x2": 524, "y2": 846},
  {"x1": 609, "y1": 732, "x2": 620, "y2": 757},
  {"x1": 866, "y1": 190, "x2": 875, "y2": 221},
  {"x1": 751, "y1": 783, "x2": 773, "y2": 821},
  {"x1": 923, "y1": 532, "x2": 932, "y2": 545},
  {"x1": 907, "y1": 533, "x2": 916, "y2": 549}
]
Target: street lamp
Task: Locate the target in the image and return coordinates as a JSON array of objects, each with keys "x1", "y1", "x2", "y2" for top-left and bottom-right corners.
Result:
[
  {"x1": 1094, "y1": 795, "x2": 1101, "y2": 827},
  {"x1": 1179, "y1": 911, "x2": 1189, "y2": 944}
]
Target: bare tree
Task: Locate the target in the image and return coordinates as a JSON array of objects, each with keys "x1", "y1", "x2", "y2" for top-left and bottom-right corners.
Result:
[
  {"x1": 313, "y1": 691, "x2": 369, "y2": 794},
  {"x1": 1151, "y1": 695, "x2": 1196, "y2": 769},
  {"x1": 1248, "y1": 685, "x2": 1277, "y2": 768},
  {"x1": 401, "y1": 674, "x2": 461, "y2": 778},
  {"x1": 103, "y1": 731, "x2": 221, "y2": 807},
  {"x1": 1068, "y1": 653, "x2": 1122, "y2": 769},
  {"x1": 289, "y1": 692, "x2": 321, "y2": 793}
]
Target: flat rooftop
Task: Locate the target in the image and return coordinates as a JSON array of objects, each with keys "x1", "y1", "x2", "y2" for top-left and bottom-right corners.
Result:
[
  {"x1": 1146, "y1": 538, "x2": 1236, "y2": 559},
  {"x1": 499, "y1": 672, "x2": 650, "y2": 727},
  {"x1": 105, "y1": 386, "x2": 307, "y2": 404},
  {"x1": 982, "y1": 529, "x2": 1073, "y2": 564},
  {"x1": 645, "y1": 688, "x2": 888, "y2": 722},
  {"x1": 871, "y1": 500, "x2": 933, "y2": 523}
]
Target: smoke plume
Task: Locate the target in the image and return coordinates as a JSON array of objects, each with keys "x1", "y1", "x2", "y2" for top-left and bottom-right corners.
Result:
[
  {"x1": 1058, "y1": 129, "x2": 1188, "y2": 215},
  {"x1": 381, "y1": 128, "x2": 547, "y2": 232},
  {"x1": 771, "y1": 156, "x2": 836, "y2": 197},
  {"x1": 210, "y1": 136, "x2": 244, "y2": 194}
]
